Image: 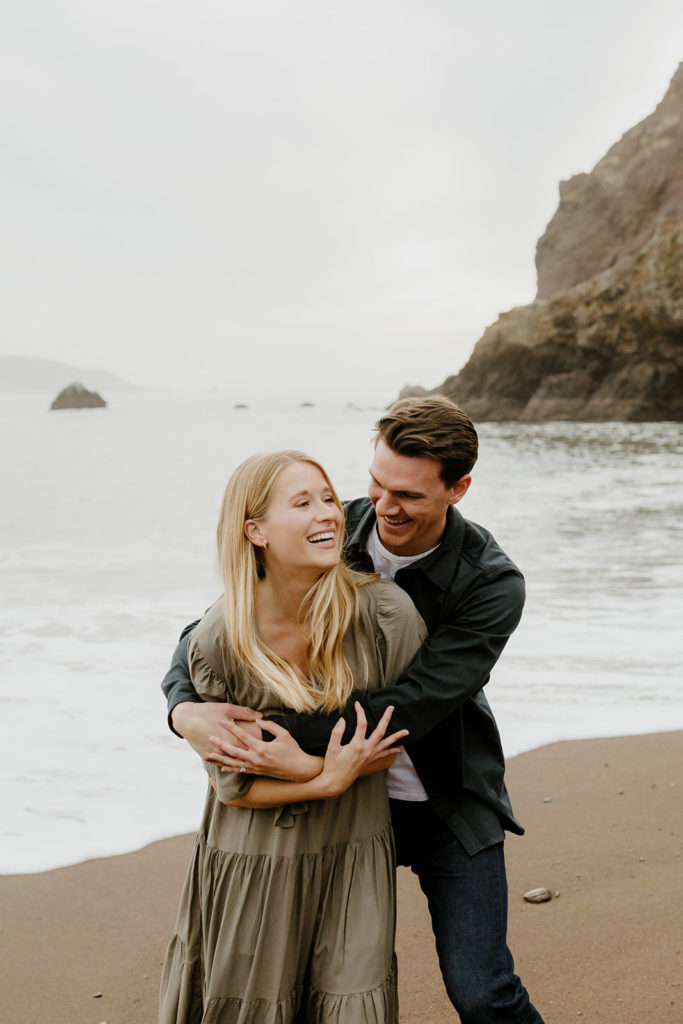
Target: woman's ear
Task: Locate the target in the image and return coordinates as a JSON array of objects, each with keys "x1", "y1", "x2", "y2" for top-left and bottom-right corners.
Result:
[{"x1": 244, "y1": 519, "x2": 268, "y2": 548}]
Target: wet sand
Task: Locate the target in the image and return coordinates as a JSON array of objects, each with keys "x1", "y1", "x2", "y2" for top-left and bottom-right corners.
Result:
[{"x1": 1, "y1": 730, "x2": 680, "y2": 1023}]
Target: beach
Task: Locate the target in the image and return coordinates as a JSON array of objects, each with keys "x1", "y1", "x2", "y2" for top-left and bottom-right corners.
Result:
[{"x1": 1, "y1": 730, "x2": 680, "y2": 1024}]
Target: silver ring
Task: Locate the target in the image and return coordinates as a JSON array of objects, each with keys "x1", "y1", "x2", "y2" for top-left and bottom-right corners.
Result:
[{"x1": 239, "y1": 761, "x2": 246, "y2": 773}]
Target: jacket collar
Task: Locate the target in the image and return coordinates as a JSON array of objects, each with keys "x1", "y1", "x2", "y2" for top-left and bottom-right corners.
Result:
[{"x1": 345, "y1": 500, "x2": 466, "y2": 591}]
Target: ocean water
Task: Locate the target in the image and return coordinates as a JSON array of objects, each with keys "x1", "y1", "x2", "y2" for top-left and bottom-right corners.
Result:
[{"x1": 1, "y1": 390, "x2": 682, "y2": 874}]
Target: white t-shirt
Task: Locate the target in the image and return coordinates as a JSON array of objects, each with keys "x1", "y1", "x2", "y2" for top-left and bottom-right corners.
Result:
[{"x1": 366, "y1": 526, "x2": 438, "y2": 802}]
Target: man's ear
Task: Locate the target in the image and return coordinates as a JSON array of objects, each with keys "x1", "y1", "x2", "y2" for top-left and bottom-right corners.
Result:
[
  {"x1": 244, "y1": 519, "x2": 267, "y2": 547},
  {"x1": 449, "y1": 475, "x2": 472, "y2": 506}
]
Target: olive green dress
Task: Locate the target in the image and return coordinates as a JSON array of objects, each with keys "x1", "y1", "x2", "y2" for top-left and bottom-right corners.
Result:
[{"x1": 159, "y1": 578, "x2": 426, "y2": 1024}]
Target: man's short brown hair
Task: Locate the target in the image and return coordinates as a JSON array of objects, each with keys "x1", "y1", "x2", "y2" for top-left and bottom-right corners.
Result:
[{"x1": 374, "y1": 396, "x2": 478, "y2": 487}]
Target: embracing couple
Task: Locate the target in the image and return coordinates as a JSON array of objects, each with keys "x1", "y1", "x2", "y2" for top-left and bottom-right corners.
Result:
[{"x1": 159, "y1": 396, "x2": 545, "y2": 1024}]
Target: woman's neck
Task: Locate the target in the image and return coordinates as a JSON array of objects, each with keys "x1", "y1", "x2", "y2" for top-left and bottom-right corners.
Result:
[
  {"x1": 255, "y1": 570, "x2": 317, "y2": 670},
  {"x1": 258, "y1": 564, "x2": 316, "y2": 616}
]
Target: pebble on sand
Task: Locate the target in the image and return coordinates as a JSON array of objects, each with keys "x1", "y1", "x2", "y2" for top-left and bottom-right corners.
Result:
[{"x1": 523, "y1": 887, "x2": 553, "y2": 903}]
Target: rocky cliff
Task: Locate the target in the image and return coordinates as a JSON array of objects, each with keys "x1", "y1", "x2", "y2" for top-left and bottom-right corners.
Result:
[{"x1": 429, "y1": 64, "x2": 683, "y2": 422}]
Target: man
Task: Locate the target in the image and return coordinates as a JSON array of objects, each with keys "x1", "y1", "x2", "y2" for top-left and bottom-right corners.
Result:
[{"x1": 162, "y1": 396, "x2": 545, "y2": 1024}]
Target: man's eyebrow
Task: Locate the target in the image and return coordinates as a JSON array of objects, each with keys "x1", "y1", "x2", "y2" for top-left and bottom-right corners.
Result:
[{"x1": 369, "y1": 471, "x2": 425, "y2": 497}]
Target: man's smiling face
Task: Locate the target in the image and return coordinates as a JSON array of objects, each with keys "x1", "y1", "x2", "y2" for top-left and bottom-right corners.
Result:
[{"x1": 368, "y1": 439, "x2": 471, "y2": 556}]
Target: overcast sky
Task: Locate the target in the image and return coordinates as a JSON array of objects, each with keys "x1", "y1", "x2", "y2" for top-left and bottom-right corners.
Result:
[{"x1": 2, "y1": 1, "x2": 682, "y2": 398}]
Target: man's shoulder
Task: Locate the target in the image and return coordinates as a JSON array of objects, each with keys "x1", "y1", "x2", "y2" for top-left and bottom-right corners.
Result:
[
  {"x1": 458, "y1": 514, "x2": 523, "y2": 582},
  {"x1": 343, "y1": 497, "x2": 374, "y2": 545},
  {"x1": 343, "y1": 496, "x2": 373, "y2": 523}
]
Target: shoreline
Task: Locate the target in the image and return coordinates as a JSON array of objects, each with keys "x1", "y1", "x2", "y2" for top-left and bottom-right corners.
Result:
[
  {"x1": 1, "y1": 730, "x2": 680, "y2": 1023},
  {"x1": 6, "y1": 723, "x2": 683, "y2": 878}
]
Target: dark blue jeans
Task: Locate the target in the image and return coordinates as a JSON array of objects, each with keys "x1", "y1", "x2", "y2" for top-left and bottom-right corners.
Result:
[{"x1": 391, "y1": 800, "x2": 545, "y2": 1024}]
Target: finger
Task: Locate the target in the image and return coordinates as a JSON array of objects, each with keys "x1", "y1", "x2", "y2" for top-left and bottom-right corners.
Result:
[
  {"x1": 224, "y1": 703, "x2": 263, "y2": 721},
  {"x1": 327, "y1": 717, "x2": 346, "y2": 753},
  {"x1": 255, "y1": 719, "x2": 289, "y2": 739},
  {"x1": 367, "y1": 705, "x2": 395, "y2": 743},
  {"x1": 223, "y1": 719, "x2": 261, "y2": 749},
  {"x1": 206, "y1": 750, "x2": 246, "y2": 768},
  {"x1": 207, "y1": 737, "x2": 252, "y2": 760},
  {"x1": 377, "y1": 729, "x2": 409, "y2": 750},
  {"x1": 206, "y1": 756, "x2": 242, "y2": 771},
  {"x1": 352, "y1": 701, "x2": 368, "y2": 740},
  {"x1": 219, "y1": 760, "x2": 250, "y2": 773}
]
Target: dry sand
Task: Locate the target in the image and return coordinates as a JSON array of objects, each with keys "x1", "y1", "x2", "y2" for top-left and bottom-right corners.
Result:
[{"x1": 1, "y1": 731, "x2": 681, "y2": 1023}]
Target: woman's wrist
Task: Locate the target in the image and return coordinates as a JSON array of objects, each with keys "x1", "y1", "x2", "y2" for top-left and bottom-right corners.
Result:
[
  {"x1": 307, "y1": 769, "x2": 343, "y2": 800},
  {"x1": 290, "y1": 753, "x2": 324, "y2": 783}
]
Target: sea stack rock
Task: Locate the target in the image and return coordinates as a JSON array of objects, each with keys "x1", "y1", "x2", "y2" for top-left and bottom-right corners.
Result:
[
  {"x1": 50, "y1": 382, "x2": 107, "y2": 410},
  {"x1": 427, "y1": 63, "x2": 683, "y2": 421}
]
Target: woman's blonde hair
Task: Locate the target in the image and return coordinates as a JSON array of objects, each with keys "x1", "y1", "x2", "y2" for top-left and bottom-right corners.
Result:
[{"x1": 216, "y1": 451, "x2": 360, "y2": 712}]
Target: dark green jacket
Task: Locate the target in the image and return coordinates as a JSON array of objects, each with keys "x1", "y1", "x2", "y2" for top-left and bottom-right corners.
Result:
[{"x1": 162, "y1": 499, "x2": 525, "y2": 854}]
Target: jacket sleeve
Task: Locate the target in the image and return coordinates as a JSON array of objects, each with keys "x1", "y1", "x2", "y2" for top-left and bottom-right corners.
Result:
[
  {"x1": 275, "y1": 570, "x2": 525, "y2": 755},
  {"x1": 160, "y1": 621, "x2": 202, "y2": 735}
]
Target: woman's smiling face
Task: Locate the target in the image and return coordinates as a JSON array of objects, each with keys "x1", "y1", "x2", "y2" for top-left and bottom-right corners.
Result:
[{"x1": 247, "y1": 461, "x2": 343, "y2": 573}]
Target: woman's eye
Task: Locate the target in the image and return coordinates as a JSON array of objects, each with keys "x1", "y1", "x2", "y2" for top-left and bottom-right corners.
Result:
[
  {"x1": 295, "y1": 500, "x2": 310, "y2": 509},
  {"x1": 324, "y1": 495, "x2": 335, "y2": 504}
]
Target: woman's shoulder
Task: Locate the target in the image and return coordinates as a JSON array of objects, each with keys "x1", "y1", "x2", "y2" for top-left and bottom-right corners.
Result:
[
  {"x1": 353, "y1": 573, "x2": 422, "y2": 628},
  {"x1": 350, "y1": 575, "x2": 427, "y2": 679},
  {"x1": 187, "y1": 598, "x2": 235, "y2": 697},
  {"x1": 189, "y1": 597, "x2": 226, "y2": 653}
]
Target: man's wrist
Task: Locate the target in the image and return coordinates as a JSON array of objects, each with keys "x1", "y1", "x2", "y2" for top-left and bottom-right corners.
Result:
[{"x1": 170, "y1": 699, "x2": 203, "y2": 738}]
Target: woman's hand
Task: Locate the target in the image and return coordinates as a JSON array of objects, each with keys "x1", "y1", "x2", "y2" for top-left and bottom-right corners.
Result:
[
  {"x1": 318, "y1": 702, "x2": 408, "y2": 797},
  {"x1": 205, "y1": 719, "x2": 323, "y2": 783}
]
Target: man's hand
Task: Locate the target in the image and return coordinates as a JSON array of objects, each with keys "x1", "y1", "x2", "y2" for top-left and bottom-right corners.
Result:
[
  {"x1": 170, "y1": 701, "x2": 262, "y2": 760},
  {"x1": 206, "y1": 719, "x2": 323, "y2": 783}
]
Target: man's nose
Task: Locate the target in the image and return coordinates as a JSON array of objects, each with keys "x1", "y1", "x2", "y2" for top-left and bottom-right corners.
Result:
[{"x1": 375, "y1": 491, "x2": 399, "y2": 516}]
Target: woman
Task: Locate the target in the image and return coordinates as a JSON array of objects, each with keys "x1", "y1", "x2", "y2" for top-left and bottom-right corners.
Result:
[{"x1": 159, "y1": 451, "x2": 426, "y2": 1024}]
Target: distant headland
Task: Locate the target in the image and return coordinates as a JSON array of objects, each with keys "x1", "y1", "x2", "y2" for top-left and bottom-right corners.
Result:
[
  {"x1": 404, "y1": 63, "x2": 683, "y2": 421},
  {"x1": 0, "y1": 355, "x2": 136, "y2": 394}
]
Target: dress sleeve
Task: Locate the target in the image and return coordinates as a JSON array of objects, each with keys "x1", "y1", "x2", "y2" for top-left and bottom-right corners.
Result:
[
  {"x1": 203, "y1": 760, "x2": 254, "y2": 803},
  {"x1": 187, "y1": 625, "x2": 257, "y2": 802},
  {"x1": 186, "y1": 637, "x2": 229, "y2": 700}
]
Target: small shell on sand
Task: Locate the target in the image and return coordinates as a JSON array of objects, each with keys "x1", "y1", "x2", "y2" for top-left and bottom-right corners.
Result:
[{"x1": 523, "y1": 887, "x2": 553, "y2": 903}]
